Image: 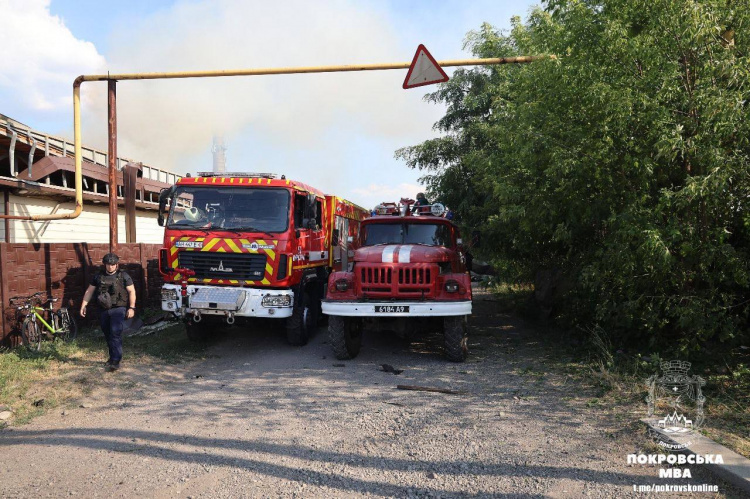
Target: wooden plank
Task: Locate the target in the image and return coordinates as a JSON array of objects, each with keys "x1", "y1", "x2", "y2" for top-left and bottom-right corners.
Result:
[{"x1": 396, "y1": 385, "x2": 467, "y2": 395}]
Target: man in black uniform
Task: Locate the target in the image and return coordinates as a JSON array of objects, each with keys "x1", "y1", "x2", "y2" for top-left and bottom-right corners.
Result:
[{"x1": 80, "y1": 253, "x2": 136, "y2": 371}]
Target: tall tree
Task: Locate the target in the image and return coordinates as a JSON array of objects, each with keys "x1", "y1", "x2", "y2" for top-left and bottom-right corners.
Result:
[{"x1": 397, "y1": 0, "x2": 750, "y2": 352}]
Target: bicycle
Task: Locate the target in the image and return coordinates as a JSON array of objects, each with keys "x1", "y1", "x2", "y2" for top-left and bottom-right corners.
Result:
[{"x1": 10, "y1": 292, "x2": 78, "y2": 350}]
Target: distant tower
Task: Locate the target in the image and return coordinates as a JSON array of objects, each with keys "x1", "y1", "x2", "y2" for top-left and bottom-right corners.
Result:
[{"x1": 212, "y1": 135, "x2": 227, "y2": 173}]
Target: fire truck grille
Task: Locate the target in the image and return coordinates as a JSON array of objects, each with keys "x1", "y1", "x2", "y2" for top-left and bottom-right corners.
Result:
[
  {"x1": 178, "y1": 252, "x2": 267, "y2": 281},
  {"x1": 361, "y1": 268, "x2": 392, "y2": 289},
  {"x1": 398, "y1": 268, "x2": 432, "y2": 285},
  {"x1": 358, "y1": 264, "x2": 435, "y2": 297}
]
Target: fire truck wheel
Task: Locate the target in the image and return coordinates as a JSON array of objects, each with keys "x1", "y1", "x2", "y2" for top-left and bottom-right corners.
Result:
[
  {"x1": 329, "y1": 316, "x2": 362, "y2": 360},
  {"x1": 286, "y1": 292, "x2": 315, "y2": 346},
  {"x1": 443, "y1": 315, "x2": 468, "y2": 362}
]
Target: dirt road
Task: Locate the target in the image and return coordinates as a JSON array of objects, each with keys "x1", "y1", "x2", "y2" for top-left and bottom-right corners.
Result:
[{"x1": 0, "y1": 291, "x2": 734, "y2": 497}]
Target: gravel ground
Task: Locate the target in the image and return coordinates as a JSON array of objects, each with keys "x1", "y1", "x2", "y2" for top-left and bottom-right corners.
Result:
[{"x1": 0, "y1": 290, "x2": 738, "y2": 497}]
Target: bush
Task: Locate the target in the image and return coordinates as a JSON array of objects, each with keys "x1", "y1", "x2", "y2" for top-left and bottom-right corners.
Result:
[{"x1": 398, "y1": 0, "x2": 750, "y2": 356}]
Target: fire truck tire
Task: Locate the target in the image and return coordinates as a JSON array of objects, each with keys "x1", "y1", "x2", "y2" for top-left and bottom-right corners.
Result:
[
  {"x1": 329, "y1": 316, "x2": 362, "y2": 360},
  {"x1": 286, "y1": 291, "x2": 315, "y2": 346},
  {"x1": 443, "y1": 315, "x2": 468, "y2": 362}
]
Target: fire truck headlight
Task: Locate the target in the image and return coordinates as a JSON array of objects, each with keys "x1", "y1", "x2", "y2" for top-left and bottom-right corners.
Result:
[
  {"x1": 335, "y1": 279, "x2": 350, "y2": 292},
  {"x1": 444, "y1": 280, "x2": 460, "y2": 293},
  {"x1": 162, "y1": 289, "x2": 178, "y2": 301},
  {"x1": 262, "y1": 295, "x2": 292, "y2": 308}
]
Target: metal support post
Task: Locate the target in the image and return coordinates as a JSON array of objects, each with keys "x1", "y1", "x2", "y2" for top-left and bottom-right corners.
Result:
[{"x1": 108, "y1": 80, "x2": 118, "y2": 252}]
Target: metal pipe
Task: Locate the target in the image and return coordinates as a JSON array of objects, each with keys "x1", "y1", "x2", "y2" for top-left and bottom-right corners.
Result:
[
  {"x1": 73, "y1": 56, "x2": 551, "y2": 83},
  {"x1": 7, "y1": 122, "x2": 17, "y2": 177},
  {"x1": 4, "y1": 189, "x2": 9, "y2": 242},
  {"x1": 108, "y1": 80, "x2": 118, "y2": 252},
  {"x1": 0, "y1": 54, "x2": 554, "y2": 222},
  {"x1": 0, "y1": 84, "x2": 84, "y2": 221},
  {"x1": 27, "y1": 128, "x2": 37, "y2": 179}
]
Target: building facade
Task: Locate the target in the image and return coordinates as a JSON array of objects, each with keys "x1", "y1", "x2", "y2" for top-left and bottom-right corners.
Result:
[{"x1": 0, "y1": 113, "x2": 179, "y2": 243}]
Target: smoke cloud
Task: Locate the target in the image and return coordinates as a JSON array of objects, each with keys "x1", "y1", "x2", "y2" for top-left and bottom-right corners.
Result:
[{"x1": 80, "y1": 0, "x2": 447, "y2": 207}]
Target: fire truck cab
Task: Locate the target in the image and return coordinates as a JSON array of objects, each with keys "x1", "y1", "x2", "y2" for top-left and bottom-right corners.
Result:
[
  {"x1": 322, "y1": 198, "x2": 472, "y2": 362},
  {"x1": 157, "y1": 172, "x2": 367, "y2": 345}
]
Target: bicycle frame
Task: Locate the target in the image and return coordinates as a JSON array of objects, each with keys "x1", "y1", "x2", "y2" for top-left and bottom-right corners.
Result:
[
  {"x1": 12, "y1": 292, "x2": 77, "y2": 349},
  {"x1": 27, "y1": 306, "x2": 59, "y2": 335}
]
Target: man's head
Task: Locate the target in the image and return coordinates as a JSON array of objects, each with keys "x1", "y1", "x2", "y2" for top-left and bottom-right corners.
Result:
[
  {"x1": 103, "y1": 253, "x2": 119, "y2": 274},
  {"x1": 416, "y1": 192, "x2": 425, "y2": 200}
]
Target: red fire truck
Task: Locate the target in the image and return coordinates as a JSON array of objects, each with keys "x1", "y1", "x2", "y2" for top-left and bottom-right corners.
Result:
[
  {"x1": 157, "y1": 172, "x2": 368, "y2": 345},
  {"x1": 322, "y1": 198, "x2": 472, "y2": 362}
]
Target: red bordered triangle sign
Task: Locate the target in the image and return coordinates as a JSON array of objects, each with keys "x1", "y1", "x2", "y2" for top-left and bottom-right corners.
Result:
[{"x1": 403, "y1": 44, "x2": 449, "y2": 89}]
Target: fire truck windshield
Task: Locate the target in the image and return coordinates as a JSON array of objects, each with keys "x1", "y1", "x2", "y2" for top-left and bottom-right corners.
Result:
[
  {"x1": 167, "y1": 187, "x2": 290, "y2": 233},
  {"x1": 363, "y1": 223, "x2": 451, "y2": 247}
]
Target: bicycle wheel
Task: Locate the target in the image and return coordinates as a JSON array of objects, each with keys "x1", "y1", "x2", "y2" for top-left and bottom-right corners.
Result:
[
  {"x1": 21, "y1": 319, "x2": 42, "y2": 350},
  {"x1": 56, "y1": 308, "x2": 78, "y2": 342}
]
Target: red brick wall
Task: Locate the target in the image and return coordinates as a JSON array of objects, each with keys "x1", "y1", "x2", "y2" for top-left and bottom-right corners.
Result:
[{"x1": 0, "y1": 243, "x2": 163, "y2": 345}]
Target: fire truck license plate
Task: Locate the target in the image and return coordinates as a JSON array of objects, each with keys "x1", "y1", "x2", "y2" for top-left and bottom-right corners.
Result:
[{"x1": 375, "y1": 305, "x2": 409, "y2": 313}]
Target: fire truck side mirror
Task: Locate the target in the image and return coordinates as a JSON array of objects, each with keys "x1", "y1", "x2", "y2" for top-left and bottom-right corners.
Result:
[
  {"x1": 332, "y1": 229, "x2": 340, "y2": 246},
  {"x1": 157, "y1": 186, "x2": 176, "y2": 227}
]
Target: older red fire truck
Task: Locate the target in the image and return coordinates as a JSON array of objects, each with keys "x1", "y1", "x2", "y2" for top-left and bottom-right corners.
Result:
[
  {"x1": 157, "y1": 172, "x2": 367, "y2": 345},
  {"x1": 322, "y1": 198, "x2": 472, "y2": 362}
]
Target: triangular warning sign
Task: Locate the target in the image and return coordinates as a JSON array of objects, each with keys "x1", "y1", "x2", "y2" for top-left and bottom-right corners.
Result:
[{"x1": 403, "y1": 44, "x2": 449, "y2": 89}]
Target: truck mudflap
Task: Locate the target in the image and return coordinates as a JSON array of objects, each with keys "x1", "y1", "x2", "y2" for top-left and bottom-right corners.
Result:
[
  {"x1": 321, "y1": 300, "x2": 471, "y2": 317},
  {"x1": 161, "y1": 284, "x2": 295, "y2": 319}
]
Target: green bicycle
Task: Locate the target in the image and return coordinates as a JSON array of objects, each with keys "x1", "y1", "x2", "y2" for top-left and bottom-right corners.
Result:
[{"x1": 11, "y1": 292, "x2": 78, "y2": 350}]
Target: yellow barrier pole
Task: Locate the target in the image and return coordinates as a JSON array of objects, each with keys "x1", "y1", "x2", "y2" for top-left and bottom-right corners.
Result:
[{"x1": 73, "y1": 56, "x2": 550, "y2": 83}]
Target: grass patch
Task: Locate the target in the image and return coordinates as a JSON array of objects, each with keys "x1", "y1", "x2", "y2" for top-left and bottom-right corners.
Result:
[
  {"x1": 518, "y1": 365, "x2": 546, "y2": 380},
  {"x1": 126, "y1": 323, "x2": 207, "y2": 364},
  {"x1": 583, "y1": 352, "x2": 750, "y2": 459},
  {"x1": 0, "y1": 311, "x2": 207, "y2": 426},
  {"x1": 699, "y1": 361, "x2": 750, "y2": 458},
  {"x1": 484, "y1": 279, "x2": 750, "y2": 460},
  {"x1": 485, "y1": 281, "x2": 534, "y2": 312},
  {"x1": 0, "y1": 341, "x2": 89, "y2": 425}
]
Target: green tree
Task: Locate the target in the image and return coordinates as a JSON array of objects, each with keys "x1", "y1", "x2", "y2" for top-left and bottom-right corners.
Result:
[{"x1": 397, "y1": 0, "x2": 750, "y2": 353}]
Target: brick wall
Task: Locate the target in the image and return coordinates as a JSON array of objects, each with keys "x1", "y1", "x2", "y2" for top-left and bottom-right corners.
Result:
[{"x1": 0, "y1": 243, "x2": 163, "y2": 345}]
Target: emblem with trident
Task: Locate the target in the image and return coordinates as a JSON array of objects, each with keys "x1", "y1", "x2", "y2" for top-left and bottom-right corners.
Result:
[{"x1": 646, "y1": 360, "x2": 706, "y2": 430}]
